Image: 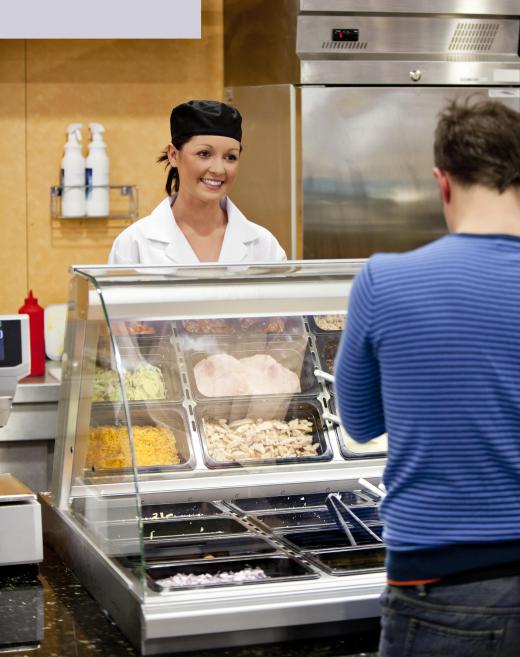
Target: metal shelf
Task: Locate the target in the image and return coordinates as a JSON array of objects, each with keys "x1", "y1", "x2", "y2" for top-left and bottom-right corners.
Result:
[{"x1": 50, "y1": 185, "x2": 139, "y2": 220}]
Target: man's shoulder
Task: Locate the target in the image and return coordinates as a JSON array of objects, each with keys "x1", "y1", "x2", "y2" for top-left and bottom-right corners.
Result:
[{"x1": 367, "y1": 236, "x2": 452, "y2": 276}]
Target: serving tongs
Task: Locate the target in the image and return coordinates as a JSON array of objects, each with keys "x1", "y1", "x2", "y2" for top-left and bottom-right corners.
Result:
[
  {"x1": 322, "y1": 410, "x2": 341, "y2": 425},
  {"x1": 314, "y1": 368, "x2": 335, "y2": 385},
  {"x1": 326, "y1": 493, "x2": 383, "y2": 546}
]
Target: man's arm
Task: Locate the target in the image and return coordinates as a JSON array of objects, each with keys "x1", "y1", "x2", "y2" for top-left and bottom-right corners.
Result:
[{"x1": 334, "y1": 262, "x2": 385, "y2": 443}]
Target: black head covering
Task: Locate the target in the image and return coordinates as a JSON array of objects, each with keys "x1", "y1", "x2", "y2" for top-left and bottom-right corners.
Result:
[{"x1": 170, "y1": 100, "x2": 242, "y2": 143}]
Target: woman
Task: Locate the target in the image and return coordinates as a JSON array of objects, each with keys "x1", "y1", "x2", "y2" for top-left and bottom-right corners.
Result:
[{"x1": 109, "y1": 100, "x2": 286, "y2": 264}]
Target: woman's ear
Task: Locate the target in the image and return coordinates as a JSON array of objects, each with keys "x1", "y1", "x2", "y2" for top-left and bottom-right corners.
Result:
[{"x1": 167, "y1": 144, "x2": 178, "y2": 168}]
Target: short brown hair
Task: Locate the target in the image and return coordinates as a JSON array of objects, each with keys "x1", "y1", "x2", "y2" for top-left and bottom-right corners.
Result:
[{"x1": 434, "y1": 99, "x2": 520, "y2": 193}]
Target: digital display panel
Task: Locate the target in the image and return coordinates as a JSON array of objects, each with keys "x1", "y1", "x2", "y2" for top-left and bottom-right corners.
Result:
[
  {"x1": 332, "y1": 28, "x2": 359, "y2": 42},
  {"x1": 0, "y1": 320, "x2": 22, "y2": 367}
]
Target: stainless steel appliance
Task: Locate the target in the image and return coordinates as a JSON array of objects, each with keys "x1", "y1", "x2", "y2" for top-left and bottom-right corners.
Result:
[
  {"x1": 41, "y1": 261, "x2": 386, "y2": 654},
  {"x1": 224, "y1": 0, "x2": 520, "y2": 258}
]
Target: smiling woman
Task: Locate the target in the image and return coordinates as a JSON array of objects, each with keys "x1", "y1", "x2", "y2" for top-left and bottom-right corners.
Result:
[{"x1": 108, "y1": 100, "x2": 287, "y2": 265}]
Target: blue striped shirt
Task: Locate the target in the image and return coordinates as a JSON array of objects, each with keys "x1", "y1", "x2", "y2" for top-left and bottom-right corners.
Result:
[{"x1": 335, "y1": 234, "x2": 520, "y2": 581}]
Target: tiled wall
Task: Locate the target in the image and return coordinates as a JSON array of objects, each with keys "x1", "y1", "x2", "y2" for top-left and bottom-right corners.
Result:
[{"x1": 0, "y1": 0, "x2": 223, "y2": 313}]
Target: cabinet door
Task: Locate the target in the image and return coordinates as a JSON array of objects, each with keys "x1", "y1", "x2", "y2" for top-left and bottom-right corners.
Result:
[{"x1": 301, "y1": 86, "x2": 519, "y2": 259}]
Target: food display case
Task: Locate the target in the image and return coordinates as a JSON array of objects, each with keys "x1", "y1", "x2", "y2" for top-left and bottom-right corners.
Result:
[{"x1": 41, "y1": 261, "x2": 386, "y2": 655}]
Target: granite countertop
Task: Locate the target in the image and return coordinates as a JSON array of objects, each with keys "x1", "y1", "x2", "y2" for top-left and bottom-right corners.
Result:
[{"x1": 0, "y1": 548, "x2": 379, "y2": 657}]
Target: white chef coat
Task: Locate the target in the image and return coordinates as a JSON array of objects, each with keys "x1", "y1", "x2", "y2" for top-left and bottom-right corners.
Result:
[{"x1": 108, "y1": 196, "x2": 287, "y2": 265}]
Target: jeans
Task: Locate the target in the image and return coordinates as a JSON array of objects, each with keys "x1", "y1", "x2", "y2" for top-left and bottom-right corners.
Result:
[{"x1": 378, "y1": 576, "x2": 520, "y2": 657}]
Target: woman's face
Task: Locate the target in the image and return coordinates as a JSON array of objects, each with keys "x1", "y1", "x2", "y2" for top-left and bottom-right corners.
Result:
[{"x1": 168, "y1": 135, "x2": 241, "y2": 202}]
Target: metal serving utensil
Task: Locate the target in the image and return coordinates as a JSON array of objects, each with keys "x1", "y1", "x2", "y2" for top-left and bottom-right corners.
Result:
[
  {"x1": 322, "y1": 410, "x2": 341, "y2": 425},
  {"x1": 314, "y1": 368, "x2": 335, "y2": 384},
  {"x1": 357, "y1": 478, "x2": 387, "y2": 500},
  {"x1": 326, "y1": 493, "x2": 383, "y2": 544}
]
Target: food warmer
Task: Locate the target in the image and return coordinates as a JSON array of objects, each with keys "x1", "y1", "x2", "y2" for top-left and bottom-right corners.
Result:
[{"x1": 41, "y1": 261, "x2": 386, "y2": 655}]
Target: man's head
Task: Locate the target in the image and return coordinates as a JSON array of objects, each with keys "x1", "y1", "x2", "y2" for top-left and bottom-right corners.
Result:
[
  {"x1": 434, "y1": 99, "x2": 520, "y2": 192},
  {"x1": 433, "y1": 99, "x2": 520, "y2": 231}
]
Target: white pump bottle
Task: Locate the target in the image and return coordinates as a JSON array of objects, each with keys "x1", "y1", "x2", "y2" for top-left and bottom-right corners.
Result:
[
  {"x1": 61, "y1": 123, "x2": 86, "y2": 217},
  {"x1": 86, "y1": 123, "x2": 110, "y2": 217}
]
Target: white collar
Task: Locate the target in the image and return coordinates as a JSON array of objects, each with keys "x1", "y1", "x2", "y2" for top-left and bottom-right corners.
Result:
[{"x1": 141, "y1": 196, "x2": 260, "y2": 263}]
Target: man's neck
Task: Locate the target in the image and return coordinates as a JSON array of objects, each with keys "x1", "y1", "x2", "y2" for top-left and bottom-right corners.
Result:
[{"x1": 449, "y1": 185, "x2": 520, "y2": 237}]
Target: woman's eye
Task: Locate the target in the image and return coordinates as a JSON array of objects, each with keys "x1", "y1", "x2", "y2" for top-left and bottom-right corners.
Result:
[
  {"x1": 197, "y1": 151, "x2": 210, "y2": 157},
  {"x1": 226, "y1": 154, "x2": 238, "y2": 161}
]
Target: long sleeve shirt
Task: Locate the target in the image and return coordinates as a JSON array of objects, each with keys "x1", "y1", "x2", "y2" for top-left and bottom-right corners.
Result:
[{"x1": 335, "y1": 234, "x2": 520, "y2": 581}]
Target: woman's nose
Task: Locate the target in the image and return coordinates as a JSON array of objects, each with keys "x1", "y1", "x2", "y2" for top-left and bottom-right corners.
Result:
[{"x1": 208, "y1": 158, "x2": 225, "y2": 175}]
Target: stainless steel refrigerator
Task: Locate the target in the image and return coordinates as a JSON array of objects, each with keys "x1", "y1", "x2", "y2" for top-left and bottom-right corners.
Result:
[{"x1": 224, "y1": 0, "x2": 520, "y2": 259}]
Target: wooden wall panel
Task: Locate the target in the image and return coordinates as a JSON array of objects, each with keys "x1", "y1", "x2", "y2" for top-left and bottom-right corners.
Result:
[
  {"x1": 0, "y1": 41, "x2": 28, "y2": 313},
  {"x1": 21, "y1": 0, "x2": 223, "y2": 308}
]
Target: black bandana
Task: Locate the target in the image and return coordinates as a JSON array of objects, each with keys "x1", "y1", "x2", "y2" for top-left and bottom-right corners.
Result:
[{"x1": 170, "y1": 100, "x2": 242, "y2": 143}]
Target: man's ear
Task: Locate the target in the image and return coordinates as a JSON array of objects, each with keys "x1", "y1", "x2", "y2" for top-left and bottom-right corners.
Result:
[{"x1": 433, "y1": 167, "x2": 451, "y2": 205}]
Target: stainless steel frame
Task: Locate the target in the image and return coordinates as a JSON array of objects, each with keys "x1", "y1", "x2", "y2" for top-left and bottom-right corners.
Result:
[{"x1": 43, "y1": 261, "x2": 386, "y2": 655}]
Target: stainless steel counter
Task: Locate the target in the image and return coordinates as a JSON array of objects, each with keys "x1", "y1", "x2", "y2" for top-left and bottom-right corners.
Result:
[{"x1": 0, "y1": 363, "x2": 61, "y2": 493}]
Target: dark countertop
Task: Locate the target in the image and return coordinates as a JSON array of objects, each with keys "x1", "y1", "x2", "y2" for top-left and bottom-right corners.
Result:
[{"x1": 0, "y1": 548, "x2": 380, "y2": 657}]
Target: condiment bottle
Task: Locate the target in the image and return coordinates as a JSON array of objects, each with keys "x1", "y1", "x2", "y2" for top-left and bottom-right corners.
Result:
[{"x1": 18, "y1": 290, "x2": 45, "y2": 376}]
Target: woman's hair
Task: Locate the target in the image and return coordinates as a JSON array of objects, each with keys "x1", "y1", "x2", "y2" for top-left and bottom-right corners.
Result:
[
  {"x1": 434, "y1": 98, "x2": 520, "y2": 193},
  {"x1": 157, "y1": 134, "x2": 193, "y2": 195}
]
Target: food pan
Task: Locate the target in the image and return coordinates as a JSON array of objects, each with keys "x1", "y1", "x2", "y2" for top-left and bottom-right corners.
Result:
[
  {"x1": 225, "y1": 490, "x2": 372, "y2": 514},
  {"x1": 195, "y1": 398, "x2": 332, "y2": 468},
  {"x1": 328, "y1": 397, "x2": 388, "y2": 458},
  {"x1": 307, "y1": 314, "x2": 346, "y2": 334},
  {"x1": 309, "y1": 546, "x2": 386, "y2": 575},
  {"x1": 177, "y1": 316, "x2": 304, "y2": 337},
  {"x1": 141, "y1": 516, "x2": 250, "y2": 542},
  {"x1": 93, "y1": 340, "x2": 182, "y2": 403},
  {"x1": 279, "y1": 524, "x2": 384, "y2": 552},
  {"x1": 141, "y1": 501, "x2": 222, "y2": 521},
  {"x1": 118, "y1": 535, "x2": 279, "y2": 568},
  {"x1": 251, "y1": 506, "x2": 380, "y2": 532},
  {"x1": 186, "y1": 339, "x2": 319, "y2": 401},
  {"x1": 315, "y1": 334, "x2": 340, "y2": 376},
  {"x1": 145, "y1": 555, "x2": 318, "y2": 591},
  {"x1": 86, "y1": 403, "x2": 194, "y2": 474}
]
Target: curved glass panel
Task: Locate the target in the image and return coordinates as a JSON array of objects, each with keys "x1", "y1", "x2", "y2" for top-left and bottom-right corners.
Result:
[{"x1": 59, "y1": 261, "x2": 385, "y2": 605}]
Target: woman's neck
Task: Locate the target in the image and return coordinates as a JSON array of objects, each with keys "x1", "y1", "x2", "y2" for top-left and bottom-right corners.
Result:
[{"x1": 171, "y1": 192, "x2": 227, "y2": 235}]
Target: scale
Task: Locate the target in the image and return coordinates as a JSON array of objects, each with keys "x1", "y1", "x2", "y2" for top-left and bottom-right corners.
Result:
[{"x1": 0, "y1": 314, "x2": 43, "y2": 566}]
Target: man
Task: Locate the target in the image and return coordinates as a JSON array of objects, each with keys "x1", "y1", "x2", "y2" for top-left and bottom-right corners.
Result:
[{"x1": 335, "y1": 99, "x2": 520, "y2": 657}]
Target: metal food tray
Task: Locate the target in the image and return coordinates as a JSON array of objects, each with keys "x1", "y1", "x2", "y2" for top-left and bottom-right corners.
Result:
[
  {"x1": 185, "y1": 339, "x2": 319, "y2": 401},
  {"x1": 278, "y1": 524, "x2": 384, "y2": 552},
  {"x1": 328, "y1": 397, "x2": 388, "y2": 459},
  {"x1": 118, "y1": 535, "x2": 280, "y2": 567},
  {"x1": 93, "y1": 340, "x2": 183, "y2": 403},
  {"x1": 141, "y1": 501, "x2": 223, "y2": 521},
  {"x1": 195, "y1": 398, "x2": 332, "y2": 468},
  {"x1": 86, "y1": 403, "x2": 194, "y2": 475},
  {"x1": 308, "y1": 546, "x2": 386, "y2": 576},
  {"x1": 307, "y1": 314, "x2": 346, "y2": 334},
  {"x1": 141, "y1": 516, "x2": 251, "y2": 543},
  {"x1": 145, "y1": 555, "x2": 319, "y2": 591},
  {"x1": 224, "y1": 490, "x2": 370, "y2": 514},
  {"x1": 249, "y1": 506, "x2": 380, "y2": 532},
  {"x1": 315, "y1": 333, "x2": 340, "y2": 376},
  {"x1": 176, "y1": 316, "x2": 305, "y2": 337}
]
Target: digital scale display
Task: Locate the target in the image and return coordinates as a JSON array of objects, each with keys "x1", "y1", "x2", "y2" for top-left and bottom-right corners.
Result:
[{"x1": 0, "y1": 320, "x2": 22, "y2": 367}]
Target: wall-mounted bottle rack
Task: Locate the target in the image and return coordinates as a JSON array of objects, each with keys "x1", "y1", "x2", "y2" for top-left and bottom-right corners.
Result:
[{"x1": 50, "y1": 185, "x2": 139, "y2": 220}]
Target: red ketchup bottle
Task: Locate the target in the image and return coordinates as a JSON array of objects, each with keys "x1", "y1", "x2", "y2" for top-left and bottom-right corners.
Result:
[{"x1": 18, "y1": 290, "x2": 45, "y2": 376}]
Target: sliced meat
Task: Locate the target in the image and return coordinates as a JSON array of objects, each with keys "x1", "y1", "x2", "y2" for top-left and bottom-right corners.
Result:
[
  {"x1": 240, "y1": 354, "x2": 301, "y2": 395},
  {"x1": 194, "y1": 354, "x2": 249, "y2": 397}
]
